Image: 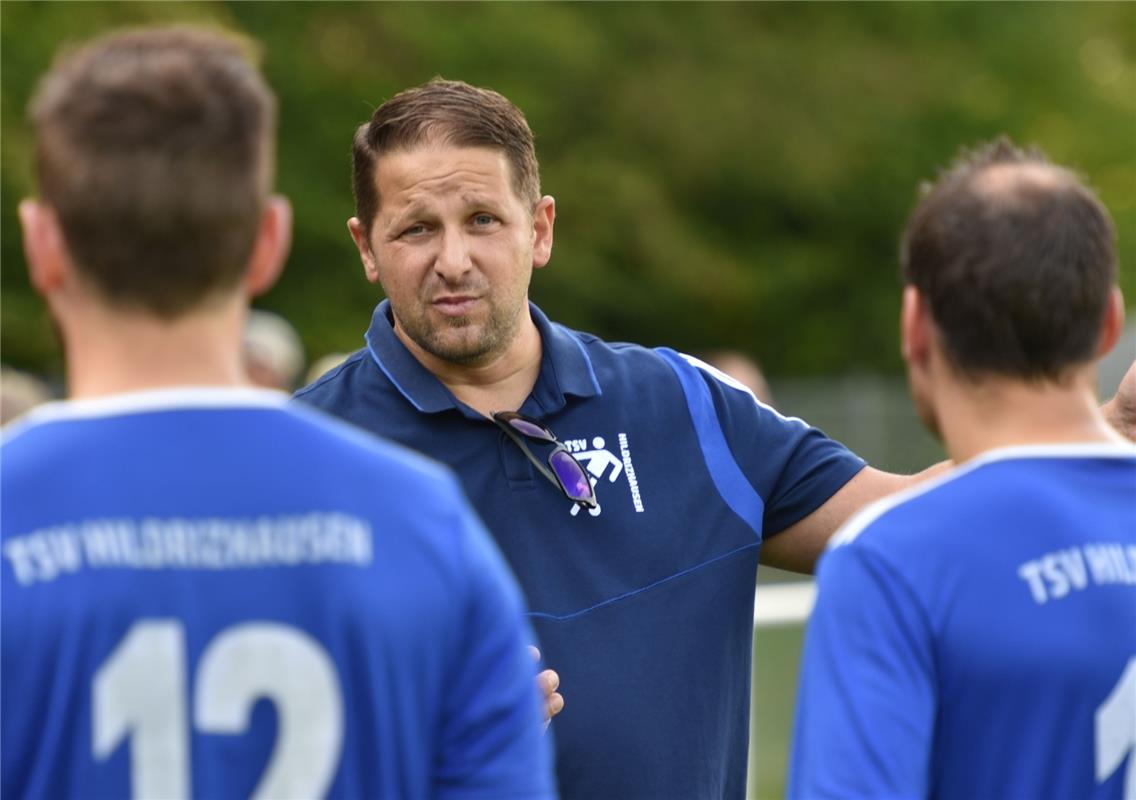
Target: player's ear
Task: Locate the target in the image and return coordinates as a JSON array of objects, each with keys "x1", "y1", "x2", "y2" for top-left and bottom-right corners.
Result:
[
  {"x1": 18, "y1": 199, "x2": 68, "y2": 297},
  {"x1": 348, "y1": 217, "x2": 381, "y2": 284},
  {"x1": 245, "y1": 196, "x2": 292, "y2": 298},
  {"x1": 900, "y1": 285, "x2": 931, "y2": 368},
  {"x1": 531, "y1": 196, "x2": 555, "y2": 270},
  {"x1": 1095, "y1": 287, "x2": 1125, "y2": 358}
]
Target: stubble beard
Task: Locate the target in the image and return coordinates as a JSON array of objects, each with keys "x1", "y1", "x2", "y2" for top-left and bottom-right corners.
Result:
[{"x1": 399, "y1": 298, "x2": 523, "y2": 367}]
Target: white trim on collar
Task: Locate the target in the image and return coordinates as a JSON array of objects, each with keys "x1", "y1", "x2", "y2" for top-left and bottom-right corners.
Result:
[
  {"x1": 829, "y1": 441, "x2": 1136, "y2": 550},
  {"x1": 4, "y1": 386, "x2": 289, "y2": 435}
]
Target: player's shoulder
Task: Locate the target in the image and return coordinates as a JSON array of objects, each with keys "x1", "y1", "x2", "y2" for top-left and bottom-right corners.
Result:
[
  {"x1": 0, "y1": 386, "x2": 291, "y2": 454},
  {"x1": 2, "y1": 385, "x2": 456, "y2": 494},
  {"x1": 831, "y1": 443, "x2": 1136, "y2": 555}
]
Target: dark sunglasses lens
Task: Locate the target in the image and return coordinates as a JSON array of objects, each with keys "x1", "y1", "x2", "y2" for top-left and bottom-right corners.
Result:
[
  {"x1": 507, "y1": 417, "x2": 555, "y2": 442},
  {"x1": 549, "y1": 450, "x2": 594, "y2": 502}
]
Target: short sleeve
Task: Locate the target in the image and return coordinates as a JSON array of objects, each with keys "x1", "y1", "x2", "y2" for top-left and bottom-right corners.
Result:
[
  {"x1": 434, "y1": 482, "x2": 556, "y2": 800},
  {"x1": 682, "y1": 354, "x2": 866, "y2": 537},
  {"x1": 788, "y1": 541, "x2": 936, "y2": 799}
]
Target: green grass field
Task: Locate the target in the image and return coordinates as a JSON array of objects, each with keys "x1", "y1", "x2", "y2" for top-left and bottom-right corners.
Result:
[{"x1": 748, "y1": 624, "x2": 806, "y2": 799}]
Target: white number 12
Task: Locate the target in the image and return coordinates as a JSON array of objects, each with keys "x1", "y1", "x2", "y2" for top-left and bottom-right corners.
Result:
[
  {"x1": 1097, "y1": 656, "x2": 1136, "y2": 799},
  {"x1": 93, "y1": 620, "x2": 344, "y2": 799}
]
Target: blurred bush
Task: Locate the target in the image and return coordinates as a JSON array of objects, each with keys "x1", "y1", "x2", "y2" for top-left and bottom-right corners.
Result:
[{"x1": 3, "y1": 2, "x2": 1133, "y2": 379}]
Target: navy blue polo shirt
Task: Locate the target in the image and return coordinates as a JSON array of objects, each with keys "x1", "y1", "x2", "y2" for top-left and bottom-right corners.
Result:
[{"x1": 296, "y1": 300, "x2": 866, "y2": 800}]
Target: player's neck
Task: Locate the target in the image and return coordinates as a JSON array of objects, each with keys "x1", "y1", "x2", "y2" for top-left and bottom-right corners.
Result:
[
  {"x1": 398, "y1": 315, "x2": 543, "y2": 418},
  {"x1": 937, "y1": 371, "x2": 1126, "y2": 464},
  {"x1": 60, "y1": 297, "x2": 250, "y2": 399}
]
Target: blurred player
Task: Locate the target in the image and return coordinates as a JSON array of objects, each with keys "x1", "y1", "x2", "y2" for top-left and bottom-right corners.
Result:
[
  {"x1": 1, "y1": 27, "x2": 554, "y2": 799},
  {"x1": 702, "y1": 349, "x2": 774, "y2": 405},
  {"x1": 0, "y1": 365, "x2": 52, "y2": 425},
  {"x1": 789, "y1": 139, "x2": 1136, "y2": 799},
  {"x1": 242, "y1": 308, "x2": 305, "y2": 390}
]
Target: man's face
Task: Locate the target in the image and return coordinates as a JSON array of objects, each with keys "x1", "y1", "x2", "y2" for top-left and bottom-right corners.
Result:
[{"x1": 350, "y1": 144, "x2": 553, "y2": 367}]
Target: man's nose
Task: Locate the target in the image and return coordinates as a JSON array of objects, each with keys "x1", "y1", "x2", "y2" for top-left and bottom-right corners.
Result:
[{"x1": 434, "y1": 228, "x2": 473, "y2": 282}]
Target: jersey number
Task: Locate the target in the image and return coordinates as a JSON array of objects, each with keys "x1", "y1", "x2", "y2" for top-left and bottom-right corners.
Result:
[
  {"x1": 1096, "y1": 656, "x2": 1136, "y2": 797},
  {"x1": 93, "y1": 620, "x2": 344, "y2": 799}
]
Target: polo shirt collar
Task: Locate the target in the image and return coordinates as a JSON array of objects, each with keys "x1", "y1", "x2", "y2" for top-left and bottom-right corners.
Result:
[{"x1": 364, "y1": 299, "x2": 601, "y2": 418}]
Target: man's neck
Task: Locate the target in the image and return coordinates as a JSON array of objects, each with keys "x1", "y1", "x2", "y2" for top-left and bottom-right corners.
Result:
[
  {"x1": 937, "y1": 372, "x2": 1127, "y2": 464},
  {"x1": 60, "y1": 299, "x2": 249, "y2": 399},
  {"x1": 394, "y1": 315, "x2": 543, "y2": 418}
]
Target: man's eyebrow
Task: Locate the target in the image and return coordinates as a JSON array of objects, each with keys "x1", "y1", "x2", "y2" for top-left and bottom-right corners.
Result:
[
  {"x1": 383, "y1": 203, "x2": 430, "y2": 229},
  {"x1": 461, "y1": 193, "x2": 504, "y2": 209}
]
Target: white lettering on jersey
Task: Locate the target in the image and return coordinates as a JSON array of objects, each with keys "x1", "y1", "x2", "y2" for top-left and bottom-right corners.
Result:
[
  {"x1": 1017, "y1": 542, "x2": 1136, "y2": 604},
  {"x1": 2, "y1": 512, "x2": 373, "y2": 587}
]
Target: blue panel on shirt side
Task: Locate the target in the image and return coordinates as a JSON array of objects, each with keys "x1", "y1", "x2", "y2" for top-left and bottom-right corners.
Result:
[{"x1": 657, "y1": 348, "x2": 764, "y2": 540}]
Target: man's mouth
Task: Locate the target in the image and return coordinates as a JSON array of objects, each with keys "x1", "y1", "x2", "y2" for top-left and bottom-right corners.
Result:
[{"x1": 431, "y1": 295, "x2": 481, "y2": 317}]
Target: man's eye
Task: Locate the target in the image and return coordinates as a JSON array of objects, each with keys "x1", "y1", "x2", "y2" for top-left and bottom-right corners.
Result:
[
  {"x1": 472, "y1": 214, "x2": 495, "y2": 226},
  {"x1": 401, "y1": 224, "x2": 427, "y2": 237}
]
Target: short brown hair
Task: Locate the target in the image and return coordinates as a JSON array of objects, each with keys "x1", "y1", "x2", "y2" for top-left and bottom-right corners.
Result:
[
  {"x1": 352, "y1": 78, "x2": 541, "y2": 235},
  {"x1": 30, "y1": 26, "x2": 276, "y2": 317},
  {"x1": 901, "y1": 137, "x2": 1117, "y2": 382}
]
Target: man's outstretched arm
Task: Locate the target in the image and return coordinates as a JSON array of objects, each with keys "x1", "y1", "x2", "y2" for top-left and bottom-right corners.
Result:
[
  {"x1": 760, "y1": 464, "x2": 947, "y2": 574},
  {"x1": 762, "y1": 360, "x2": 1136, "y2": 574},
  {"x1": 1102, "y1": 360, "x2": 1136, "y2": 442}
]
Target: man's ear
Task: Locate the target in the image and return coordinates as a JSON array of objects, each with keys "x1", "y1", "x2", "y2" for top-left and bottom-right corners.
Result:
[
  {"x1": 348, "y1": 217, "x2": 381, "y2": 284},
  {"x1": 900, "y1": 285, "x2": 931, "y2": 369},
  {"x1": 1096, "y1": 286, "x2": 1125, "y2": 358},
  {"x1": 18, "y1": 199, "x2": 68, "y2": 297},
  {"x1": 531, "y1": 196, "x2": 556, "y2": 269},
  {"x1": 245, "y1": 196, "x2": 293, "y2": 297}
]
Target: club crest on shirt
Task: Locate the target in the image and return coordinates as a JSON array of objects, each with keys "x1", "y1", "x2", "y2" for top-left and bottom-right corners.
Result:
[{"x1": 561, "y1": 433, "x2": 645, "y2": 516}]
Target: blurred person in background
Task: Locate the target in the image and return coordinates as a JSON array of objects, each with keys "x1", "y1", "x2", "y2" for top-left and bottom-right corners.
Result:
[
  {"x1": 242, "y1": 307, "x2": 305, "y2": 391},
  {"x1": 703, "y1": 349, "x2": 775, "y2": 405},
  {"x1": 2, "y1": 29, "x2": 554, "y2": 800},
  {"x1": 305, "y1": 350, "x2": 350, "y2": 386},
  {"x1": 0, "y1": 365, "x2": 52, "y2": 425},
  {"x1": 296, "y1": 79, "x2": 1136, "y2": 799},
  {"x1": 789, "y1": 140, "x2": 1136, "y2": 799}
]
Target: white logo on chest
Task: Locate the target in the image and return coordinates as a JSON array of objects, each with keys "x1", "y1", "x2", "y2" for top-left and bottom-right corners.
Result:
[{"x1": 563, "y1": 434, "x2": 645, "y2": 516}]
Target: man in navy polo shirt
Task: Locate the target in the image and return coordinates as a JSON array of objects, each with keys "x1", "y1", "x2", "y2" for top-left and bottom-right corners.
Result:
[{"x1": 295, "y1": 79, "x2": 1136, "y2": 799}]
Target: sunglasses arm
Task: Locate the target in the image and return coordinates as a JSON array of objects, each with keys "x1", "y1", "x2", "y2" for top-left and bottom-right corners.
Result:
[{"x1": 495, "y1": 420, "x2": 564, "y2": 490}]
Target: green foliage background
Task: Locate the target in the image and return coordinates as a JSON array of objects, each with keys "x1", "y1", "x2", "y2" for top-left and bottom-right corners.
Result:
[{"x1": 3, "y1": 2, "x2": 1134, "y2": 380}]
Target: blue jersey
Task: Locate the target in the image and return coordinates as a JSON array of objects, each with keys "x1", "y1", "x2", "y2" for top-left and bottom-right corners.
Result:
[
  {"x1": 789, "y1": 444, "x2": 1136, "y2": 800},
  {"x1": 296, "y1": 301, "x2": 866, "y2": 799},
  {"x1": 1, "y1": 388, "x2": 554, "y2": 800}
]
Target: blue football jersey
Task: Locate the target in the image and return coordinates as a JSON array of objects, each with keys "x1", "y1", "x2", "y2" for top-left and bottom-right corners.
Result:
[
  {"x1": 1, "y1": 388, "x2": 555, "y2": 800},
  {"x1": 789, "y1": 444, "x2": 1136, "y2": 799}
]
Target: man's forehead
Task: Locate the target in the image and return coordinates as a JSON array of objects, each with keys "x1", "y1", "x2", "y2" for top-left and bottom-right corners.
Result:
[
  {"x1": 375, "y1": 144, "x2": 511, "y2": 186},
  {"x1": 372, "y1": 143, "x2": 522, "y2": 214}
]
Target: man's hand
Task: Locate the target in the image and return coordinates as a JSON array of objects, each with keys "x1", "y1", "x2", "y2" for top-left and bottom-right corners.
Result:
[
  {"x1": 529, "y1": 646, "x2": 564, "y2": 730},
  {"x1": 1102, "y1": 360, "x2": 1136, "y2": 443}
]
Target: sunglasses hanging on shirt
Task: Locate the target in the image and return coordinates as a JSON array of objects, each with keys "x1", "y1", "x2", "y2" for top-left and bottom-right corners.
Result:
[{"x1": 492, "y1": 411, "x2": 598, "y2": 509}]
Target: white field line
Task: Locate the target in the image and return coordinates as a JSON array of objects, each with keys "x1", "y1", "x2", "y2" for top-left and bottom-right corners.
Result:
[{"x1": 753, "y1": 581, "x2": 815, "y2": 629}]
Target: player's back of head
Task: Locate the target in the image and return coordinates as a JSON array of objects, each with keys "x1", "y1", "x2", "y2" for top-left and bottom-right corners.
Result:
[
  {"x1": 29, "y1": 26, "x2": 275, "y2": 317},
  {"x1": 900, "y1": 138, "x2": 1117, "y2": 382}
]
